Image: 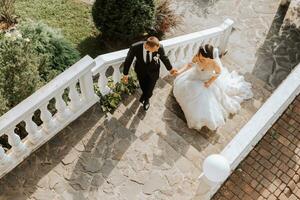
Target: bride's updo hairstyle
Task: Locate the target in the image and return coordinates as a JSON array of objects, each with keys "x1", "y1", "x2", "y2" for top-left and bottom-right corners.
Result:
[{"x1": 197, "y1": 44, "x2": 214, "y2": 59}]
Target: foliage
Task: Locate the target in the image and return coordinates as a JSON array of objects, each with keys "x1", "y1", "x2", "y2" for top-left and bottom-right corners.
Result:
[
  {"x1": 14, "y1": 0, "x2": 98, "y2": 50},
  {"x1": 151, "y1": 0, "x2": 182, "y2": 38},
  {"x1": 0, "y1": 31, "x2": 42, "y2": 114},
  {"x1": 92, "y1": 0, "x2": 155, "y2": 41},
  {"x1": 18, "y1": 21, "x2": 80, "y2": 81},
  {"x1": 0, "y1": 0, "x2": 17, "y2": 25},
  {"x1": 0, "y1": 90, "x2": 8, "y2": 115},
  {"x1": 95, "y1": 70, "x2": 139, "y2": 113},
  {"x1": 0, "y1": 21, "x2": 79, "y2": 116}
]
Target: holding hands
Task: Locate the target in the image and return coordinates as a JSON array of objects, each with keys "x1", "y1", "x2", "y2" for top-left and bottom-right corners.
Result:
[{"x1": 170, "y1": 69, "x2": 178, "y2": 76}]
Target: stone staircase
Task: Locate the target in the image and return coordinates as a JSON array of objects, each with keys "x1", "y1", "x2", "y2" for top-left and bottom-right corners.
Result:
[{"x1": 0, "y1": 67, "x2": 271, "y2": 200}]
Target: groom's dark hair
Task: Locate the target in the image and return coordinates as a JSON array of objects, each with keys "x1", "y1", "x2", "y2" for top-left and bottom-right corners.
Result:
[{"x1": 146, "y1": 36, "x2": 160, "y2": 48}]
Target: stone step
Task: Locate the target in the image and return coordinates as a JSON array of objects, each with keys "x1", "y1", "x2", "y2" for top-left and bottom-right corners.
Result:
[
  {"x1": 114, "y1": 70, "x2": 273, "y2": 172},
  {"x1": 93, "y1": 126, "x2": 202, "y2": 199},
  {"x1": 101, "y1": 101, "x2": 204, "y2": 199},
  {"x1": 49, "y1": 113, "x2": 202, "y2": 199},
  {"x1": 114, "y1": 78, "x2": 220, "y2": 170}
]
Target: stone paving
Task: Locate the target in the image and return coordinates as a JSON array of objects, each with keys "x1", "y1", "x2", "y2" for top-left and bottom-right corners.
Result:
[
  {"x1": 172, "y1": 0, "x2": 299, "y2": 90},
  {"x1": 212, "y1": 94, "x2": 300, "y2": 200},
  {"x1": 0, "y1": 0, "x2": 286, "y2": 200},
  {"x1": 0, "y1": 75, "x2": 270, "y2": 200},
  {"x1": 170, "y1": 0, "x2": 282, "y2": 75},
  {"x1": 252, "y1": 0, "x2": 300, "y2": 89}
]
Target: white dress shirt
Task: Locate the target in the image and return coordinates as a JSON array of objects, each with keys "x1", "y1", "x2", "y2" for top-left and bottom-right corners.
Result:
[{"x1": 143, "y1": 43, "x2": 152, "y2": 63}]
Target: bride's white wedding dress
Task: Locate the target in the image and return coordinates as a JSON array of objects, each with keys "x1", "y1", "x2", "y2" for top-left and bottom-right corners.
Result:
[{"x1": 173, "y1": 49, "x2": 253, "y2": 130}]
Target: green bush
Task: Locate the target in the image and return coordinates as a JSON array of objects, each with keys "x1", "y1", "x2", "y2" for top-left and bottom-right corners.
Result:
[
  {"x1": 0, "y1": 21, "x2": 80, "y2": 116},
  {"x1": 19, "y1": 21, "x2": 80, "y2": 81},
  {"x1": 0, "y1": 33, "x2": 42, "y2": 113},
  {"x1": 0, "y1": 90, "x2": 8, "y2": 115},
  {"x1": 92, "y1": 0, "x2": 155, "y2": 41},
  {"x1": 95, "y1": 70, "x2": 139, "y2": 113}
]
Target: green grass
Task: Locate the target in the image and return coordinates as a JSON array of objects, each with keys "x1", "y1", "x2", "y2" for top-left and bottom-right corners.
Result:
[{"x1": 15, "y1": 0, "x2": 101, "y2": 56}]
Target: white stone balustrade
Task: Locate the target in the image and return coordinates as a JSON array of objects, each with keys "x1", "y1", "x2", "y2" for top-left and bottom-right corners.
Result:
[
  {"x1": 0, "y1": 56, "x2": 99, "y2": 178},
  {"x1": 24, "y1": 117, "x2": 42, "y2": 144},
  {"x1": 0, "y1": 19, "x2": 234, "y2": 179},
  {"x1": 92, "y1": 19, "x2": 234, "y2": 82},
  {"x1": 55, "y1": 91, "x2": 72, "y2": 122},
  {"x1": 40, "y1": 103, "x2": 57, "y2": 133}
]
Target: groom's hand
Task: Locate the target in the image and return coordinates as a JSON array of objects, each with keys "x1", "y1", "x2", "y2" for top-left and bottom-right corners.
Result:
[
  {"x1": 170, "y1": 69, "x2": 178, "y2": 76},
  {"x1": 122, "y1": 75, "x2": 129, "y2": 84}
]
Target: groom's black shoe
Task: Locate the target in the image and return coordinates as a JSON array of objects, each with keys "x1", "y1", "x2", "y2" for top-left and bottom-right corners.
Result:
[
  {"x1": 139, "y1": 96, "x2": 144, "y2": 104},
  {"x1": 143, "y1": 99, "x2": 150, "y2": 111}
]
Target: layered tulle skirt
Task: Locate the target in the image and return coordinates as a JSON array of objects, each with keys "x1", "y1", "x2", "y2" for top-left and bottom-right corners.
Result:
[{"x1": 173, "y1": 65, "x2": 253, "y2": 131}]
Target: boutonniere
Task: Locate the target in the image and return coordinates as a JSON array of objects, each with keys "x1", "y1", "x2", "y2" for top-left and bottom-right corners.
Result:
[{"x1": 153, "y1": 54, "x2": 160, "y2": 63}]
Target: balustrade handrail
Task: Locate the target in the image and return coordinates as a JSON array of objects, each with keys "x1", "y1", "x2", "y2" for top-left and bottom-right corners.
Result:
[
  {"x1": 92, "y1": 19, "x2": 234, "y2": 76},
  {"x1": 0, "y1": 56, "x2": 95, "y2": 135}
]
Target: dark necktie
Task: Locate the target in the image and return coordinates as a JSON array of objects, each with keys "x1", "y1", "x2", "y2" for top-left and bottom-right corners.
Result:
[{"x1": 146, "y1": 51, "x2": 150, "y2": 64}]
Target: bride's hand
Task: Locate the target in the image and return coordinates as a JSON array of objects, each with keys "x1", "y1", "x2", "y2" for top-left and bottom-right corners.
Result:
[{"x1": 204, "y1": 81, "x2": 210, "y2": 88}]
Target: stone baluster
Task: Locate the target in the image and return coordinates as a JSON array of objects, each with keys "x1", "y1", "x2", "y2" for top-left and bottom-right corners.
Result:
[
  {"x1": 210, "y1": 37, "x2": 218, "y2": 47},
  {"x1": 207, "y1": 38, "x2": 212, "y2": 45},
  {"x1": 178, "y1": 46, "x2": 185, "y2": 62},
  {"x1": 216, "y1": 35, "x2": 220, "y2": 48},
  {"x1": 176, "y1": 47, "x2": 182, "y2": 63},
  {"x1": 55, "y1": 91, "x2": 72, "y2": 122},
  {"x1": 187, "y1": 43, "x2": 194, "y2": 61},
  {"x1": 69, "y1": 82, "x2": 82, "y2": 111},
  {"x1": 214, "y1": 36, "x2": 220, "y2": 47},
  {"x1": 112, "y1": 64, "x2": 122, "y2": 84},
  {"x1": 202, "y1": 38, "x2": 208, "y2": 46},
  {"x1": 40, "y1": 103, "x2": 56, "y2": 133},
  {"x1": 79, "y1": 69, "x2": 96, "y2": 102},
  {"x1": 0, "y1": 145, "x2": 11, "y2": 169},
  {"x1": 7, "y1": 129, "x2": 27, "y2": 155},
  {"x1": 98, "y1": 73, "x2": 111, "y2": 95},
  {"x1": 192, "y1": 42, "x2": 199, "y2": 55},
  {"x1": 169, "y1": 48, "x2": 177, "y2": 64},
  {"x1": 24, "y1": 117, "x2": 42, "y2": 144}
]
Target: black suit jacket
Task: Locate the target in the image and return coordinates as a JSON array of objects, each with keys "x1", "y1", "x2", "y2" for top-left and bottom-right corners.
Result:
[{"x1": 123, "y1": 41, "x2": 173, "y2": 79}]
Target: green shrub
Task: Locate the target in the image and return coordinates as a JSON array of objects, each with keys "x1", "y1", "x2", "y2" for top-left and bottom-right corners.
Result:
[
  {"x1": 0, "y1": 33, "x2": 42, "y2": 114},
  {"x1": 92, "y1": 0, "x2": 155, "y2": 41},
  {"x1": 0, "y1": 90, "x2": 8, "y2": 115},
  {"x1": 0, "y1": 21, "x2": 80, "y2": 116},
  {"x1": 95, "y1": 70, "x2": 139, "y2": 113},
  {"x1": 19, "y1": 21, "x2": 80, "y2": 81}
]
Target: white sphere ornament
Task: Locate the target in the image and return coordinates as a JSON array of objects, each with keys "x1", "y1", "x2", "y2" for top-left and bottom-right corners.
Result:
[{"x1": 203, "y1": 154, "x2": 230, "y2": 183}]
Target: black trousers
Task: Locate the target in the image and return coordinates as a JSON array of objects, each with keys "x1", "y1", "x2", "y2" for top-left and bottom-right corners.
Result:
[{"x1": 137, "y1": 72, "x2": 158, "y2": 100}]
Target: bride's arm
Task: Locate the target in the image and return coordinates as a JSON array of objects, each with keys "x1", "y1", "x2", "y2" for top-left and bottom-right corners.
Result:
[
  {"x1": 204, "y1": 60, "x2": 221, "y2": 87},
  {"x1": 176, "y1": 63, "x2": 193, "y2": 75},
  {"x1": 176, "y1": 55, "x2": 198, "y2": 75}
]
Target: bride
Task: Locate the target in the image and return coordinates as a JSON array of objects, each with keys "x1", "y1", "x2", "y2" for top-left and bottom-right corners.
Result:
[{"x1": 173, "y1": 44, "x2": 253, "y2": 131}]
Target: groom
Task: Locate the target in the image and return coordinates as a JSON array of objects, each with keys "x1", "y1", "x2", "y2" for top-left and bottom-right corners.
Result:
[{"x1": 122, "y1": 36, "x2": 177, "y2": 111}]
